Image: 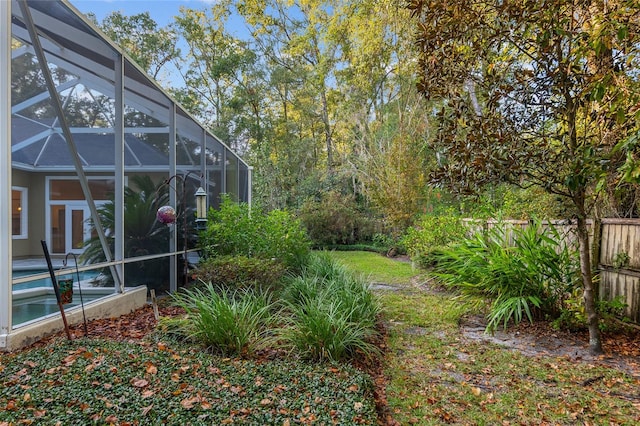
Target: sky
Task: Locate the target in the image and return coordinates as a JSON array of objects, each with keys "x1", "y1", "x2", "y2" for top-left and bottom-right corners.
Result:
[
  {"x1": 70, "y1": 0, "x2": 213, "y2": 26},
  {"x1": 68, "y1": 0, "x2": 235, "y2": 87}
]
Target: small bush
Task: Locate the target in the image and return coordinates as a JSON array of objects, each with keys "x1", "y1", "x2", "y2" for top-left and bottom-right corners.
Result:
[
  {"x1": 200, "y1": 196, "x2": 311, "y2": 271},
  {"x1": 432, "y1": 220, "x2": 579, "y2": 332},
  {"x1": 172, "y1": 283, "x2": 276, "y2": 356},
  {"x1": 298, "y1": 190, "x2": 378, "y2": 246},
  {"x1": 192, "y1": 255, "x2": 287, "y2": 292},
  {"x1": 401, "y1": 210, "x2": 467, "y2": 267}
]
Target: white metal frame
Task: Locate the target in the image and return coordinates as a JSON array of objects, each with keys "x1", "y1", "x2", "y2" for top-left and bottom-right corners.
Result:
[{"x1": 1, "y1": 0, "x2": 13, "y2": 342}]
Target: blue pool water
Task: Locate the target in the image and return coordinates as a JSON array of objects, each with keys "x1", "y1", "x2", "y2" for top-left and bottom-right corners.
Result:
[
  {"x1": 12, "y1": 291, "x2": 107, "y2": 326},
  {"x1": 11, "y1": 268, "x2": 113, "y2": 327},
  {"x1": 12, "y1": 270, "x2": 98, "y2": 291}
]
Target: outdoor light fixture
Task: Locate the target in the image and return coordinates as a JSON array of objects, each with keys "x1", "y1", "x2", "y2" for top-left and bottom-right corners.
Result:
[{"x1": 195, "y1": 186, "x2": 207, "y2": 230}]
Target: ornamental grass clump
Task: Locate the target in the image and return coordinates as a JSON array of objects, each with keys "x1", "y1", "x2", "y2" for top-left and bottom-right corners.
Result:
[
  {"x1": 279, "y1": 253, "x2": 380, "y2": 361},
  {"x1": 281, "y1": 298, "x2": 379, "y2": 362},
  {"x1": 172, "y1": 282, "x2": 275, "y2": 356}
]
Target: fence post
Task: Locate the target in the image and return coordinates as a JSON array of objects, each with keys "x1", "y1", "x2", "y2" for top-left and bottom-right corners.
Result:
[{"x1": 590, "y1": 217, "x2": 603, "y2": 297}]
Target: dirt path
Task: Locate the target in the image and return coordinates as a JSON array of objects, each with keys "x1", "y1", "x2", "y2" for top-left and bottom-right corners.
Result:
[{"x1": 401, "y1": 274, "x2": 640, "y2": 379}]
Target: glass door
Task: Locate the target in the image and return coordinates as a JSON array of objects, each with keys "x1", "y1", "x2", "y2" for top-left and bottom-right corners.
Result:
[{"x1": 50, "y1": 203, "x2": 92, "y2": 254}]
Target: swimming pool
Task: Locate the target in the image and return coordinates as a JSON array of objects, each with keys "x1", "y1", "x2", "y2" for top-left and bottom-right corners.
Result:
[
  {"x1": 12, "y1": 269, "x2": 101, "y2": 291},
  {"x1": 11, "y1": 268, "x2": 113, "y2": 327},
  {"x1": 12, "y1": 287, "x2": 114, "y2": 327}
]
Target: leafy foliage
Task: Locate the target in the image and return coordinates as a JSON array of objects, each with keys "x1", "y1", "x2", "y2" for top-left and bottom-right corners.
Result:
[
  {"x1": 467, "y1": 184, "x2": 573, "y2": 220},
  {"x1": 96, "y1": 11, "x2": 179, "y2": 80},
  {"x1": 192, "y1": 255, "x2": 287, "y2": 293},
  {"x1": 401, "y1": 210, "x2": 467, "y2": 268},
  {"x1": 432, "y1": 220, "x2": 579, "y2": 332},
  {"x1": 171, "y1": 283, "x2": 275, "y2": 356},
  {"x1": 200, "y1": 196, "x2": 311, "y2": 271},
  {"x1": 408, "y1": 0, "x2": 640, "y2": 353},
  {"x1": 354, "y1": 89, "x2": 433, "y2": 233},
  {"x1": 0, "y1": 340, "x2": 376, "y2": 424},
  {"x1": 298, "y1": 190, "x2": 378, "y2": 246}
]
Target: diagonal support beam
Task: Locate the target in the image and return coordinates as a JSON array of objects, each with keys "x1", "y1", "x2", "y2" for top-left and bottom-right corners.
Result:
[{"x1": 17, "y1": 1, "x2": 118, "y2": 289}]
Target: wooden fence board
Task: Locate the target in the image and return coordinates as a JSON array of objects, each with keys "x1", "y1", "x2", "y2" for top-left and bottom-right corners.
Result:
[{"x1": 600, "y1": 271, "x2": 640, "y2": 323}]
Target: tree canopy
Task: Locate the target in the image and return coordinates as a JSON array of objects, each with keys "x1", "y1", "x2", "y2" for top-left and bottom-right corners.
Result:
[{"x1": 408, "y1": 0, "x2": 640, "y2": 353}]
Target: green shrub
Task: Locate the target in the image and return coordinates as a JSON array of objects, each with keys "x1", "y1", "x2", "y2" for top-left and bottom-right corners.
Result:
[
  {"x1": 432, "y1": 220, "x2": 579, "y2": 332},
  {"x1": 280, "y1": 298, "x2": 379, "y2": 362},
  {"x1": 401, "y1": 210, "x2": 467, "y2": 267},
  {"x1": 171, "y1": 283, "x2": 276, "y2": 356},
  {"x1": 200, "y1": 196, "x2": 311, "y2": 271},
  {"x1": 298, "y1": 190, "x2": 379, "y2": 246},
  {"x1": 467, "y1": 183, "x2": 571, "y2": 219},
  {"x1": 192, "y1": 255, "x2": 286, "y2": 292}
]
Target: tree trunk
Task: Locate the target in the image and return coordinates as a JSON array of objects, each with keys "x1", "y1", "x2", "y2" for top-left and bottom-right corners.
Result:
[
  {"x1": 576, "y1": 212, "x2": 603, "y2": 355},
  {"x1": 320, "y1": 88, "x2": 333, "y2": 175}
]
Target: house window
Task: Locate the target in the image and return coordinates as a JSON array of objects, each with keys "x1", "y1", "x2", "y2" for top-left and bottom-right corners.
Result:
[{"x1": 12, "y1": 187, "x2": 28, "y2": 239}]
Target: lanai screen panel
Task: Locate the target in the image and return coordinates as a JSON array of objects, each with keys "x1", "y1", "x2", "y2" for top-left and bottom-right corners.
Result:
[
  {"x1": 11, "y1": 1, "x2": 119, "y2": 267},
  {"x1": 239, "y1": 162, "x2": 249, "y2": 204},
  {"x1": 8, "y1": 0, "x2": 252, "y2": 304},
  {"x1": 205, "y1": 134, "x2": 224, "y2": 210},
  {"x1": 10, "y1": 0, "x2": 122, "y2": 327},
  {"x1": 225, "y1": 150, "x2": 239, "y2": 202}
]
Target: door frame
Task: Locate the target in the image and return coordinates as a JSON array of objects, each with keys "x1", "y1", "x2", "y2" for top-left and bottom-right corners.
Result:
[{"x1": 45, "y1": 176, "x2": 114, "y2": 256}]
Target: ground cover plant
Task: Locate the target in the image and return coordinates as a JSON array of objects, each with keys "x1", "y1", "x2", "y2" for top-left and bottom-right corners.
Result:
[
  {"x1": 0, "y1": 339, "x2": 376, "y2": 425},
  {"x1": 326, "y1": 250, "x2": 640, "y2": 425}
]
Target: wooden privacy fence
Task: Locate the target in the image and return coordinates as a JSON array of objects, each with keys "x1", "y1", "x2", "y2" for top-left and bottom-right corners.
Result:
[
  {"x1": 462, "y1": 218, "x2": 639, "y2": 323},
  {"x1": 599, "y1": 219, "x2": 640, "y2": 324}
]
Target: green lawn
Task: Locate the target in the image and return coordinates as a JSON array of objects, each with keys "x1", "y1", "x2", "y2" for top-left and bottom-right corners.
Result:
[
  {"x1": 325, "y1": 250, "x2": 417, "y2": 284},
  {"x1": 330, "y1": 250, "x2": 640, "y2": 425}
]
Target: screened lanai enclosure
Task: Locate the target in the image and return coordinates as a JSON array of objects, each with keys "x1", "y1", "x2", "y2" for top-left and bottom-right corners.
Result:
[{"x1": 1, "y1": 0, "x2": 251, "y2": 350}]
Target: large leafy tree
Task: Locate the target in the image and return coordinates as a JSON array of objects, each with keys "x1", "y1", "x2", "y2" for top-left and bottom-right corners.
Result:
[
  {"x1": 338, "y1": 0, "x2": 431, "y2": 232},
  {"x1": 237, "y1": 0, "x2": 349, "y2": 175},
  {"x1": 172, "y1": 4, "x2": 265, "y2": 153},
  {"x1": 96, "y1": 11, "x2": 180, "y2": 81},
  {"x1": 409, "y1": 0, "x2": 640, "y2": 354}
]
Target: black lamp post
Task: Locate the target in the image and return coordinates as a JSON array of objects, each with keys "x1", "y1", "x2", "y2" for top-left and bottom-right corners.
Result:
[{"x1": 157, "y1": 172, "x2": 207, "y2": 289}]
